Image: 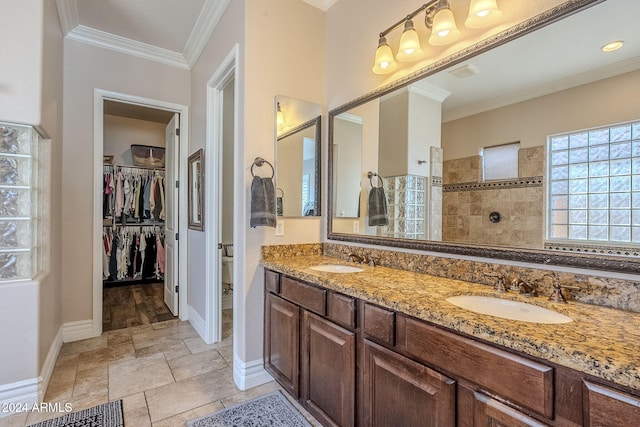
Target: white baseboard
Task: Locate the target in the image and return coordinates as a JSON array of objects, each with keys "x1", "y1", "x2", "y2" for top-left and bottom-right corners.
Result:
[
  {"x1": 0, "y1": 326, "x2": 63, "y2": 415},
  {"x1": 188, "y1": 305, "x2": 207, "y2": 341},
  {"x1": 232, "y1": 354, "x2": 272, "y2": 391},
  {"x1": 38, "y1": 326, "x2": 63, "y2": 402},
  {"x1": 62, "y1": 320, "x2": 95, "y2": 343}
]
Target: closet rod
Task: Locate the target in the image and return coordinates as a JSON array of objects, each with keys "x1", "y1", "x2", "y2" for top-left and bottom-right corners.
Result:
[{"x1": 117, "y1": 164, "x2": 165, "y2": 171}]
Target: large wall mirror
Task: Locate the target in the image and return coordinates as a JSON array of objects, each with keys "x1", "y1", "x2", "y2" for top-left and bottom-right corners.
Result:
[
  {"x1": 328, "y1": 0, "x2": 640, "y2": 273},
  {"x1": 275, "y1": 95, "x2": 322, "y2": 217}
]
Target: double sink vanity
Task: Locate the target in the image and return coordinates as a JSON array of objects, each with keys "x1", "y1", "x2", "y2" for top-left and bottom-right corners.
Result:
[{"x1": 261, "y1": 250, "x2": 640, "y2": 426}]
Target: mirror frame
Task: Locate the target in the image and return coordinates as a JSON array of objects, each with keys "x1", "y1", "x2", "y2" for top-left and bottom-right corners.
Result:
[
  {"x1": 188, "y1": 148, "x2": 204, "y2": 231},
  {"x1": 277, "y1": 115, "x2": 322, "y2": 217},
  {"x1": 327, "y1": 0, "x2": 640, "y2": 274}
]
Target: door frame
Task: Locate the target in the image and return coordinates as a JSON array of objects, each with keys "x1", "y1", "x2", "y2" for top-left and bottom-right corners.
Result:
[
  {"x1": 204, "y1": 45, "x2": 239, "y2": 344},
  {"x1": 92, "y1": 89, "x2": 190, "y2": 336}
]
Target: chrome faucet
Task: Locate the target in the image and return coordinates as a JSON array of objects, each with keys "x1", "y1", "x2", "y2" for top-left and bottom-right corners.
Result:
[{"x1": 485, "y1": 273, "x2": 507, "y2": 293}]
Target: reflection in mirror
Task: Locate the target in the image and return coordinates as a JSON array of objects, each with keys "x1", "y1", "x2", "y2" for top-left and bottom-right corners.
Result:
[
  {"x1": 329, "y1": 0, "x2": 640, "y2": 265},
  {"x1": 333, "y1": 112, "x2": 363, "y2": 219},
  {"x1": 275, "y1": 96, "x2": 322, "y2": 217}
]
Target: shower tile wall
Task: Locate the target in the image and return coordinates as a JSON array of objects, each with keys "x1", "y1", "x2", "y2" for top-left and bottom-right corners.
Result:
[{"x1": 442, "y1": 146, "x2": 546, "y2": 248}]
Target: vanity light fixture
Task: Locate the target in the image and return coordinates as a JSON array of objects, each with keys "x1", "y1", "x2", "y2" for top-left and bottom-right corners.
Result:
[
  {"x1": 397, "y1": 18, "x2": 424, "y2": 62},
  {"x1": 372, "y1": 0, "x2": 502, "y2": 74},
  {"x1": 601, "y1": 40, "x2": 624, "y2": 52},
  {"x1": 465, "y1": 0, "x2": 502, "y2": 28}
]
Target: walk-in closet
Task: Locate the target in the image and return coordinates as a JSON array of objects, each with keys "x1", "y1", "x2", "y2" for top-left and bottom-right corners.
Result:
[{"x1": 101, "y1": 100, "x2": 178, "y2": 331}]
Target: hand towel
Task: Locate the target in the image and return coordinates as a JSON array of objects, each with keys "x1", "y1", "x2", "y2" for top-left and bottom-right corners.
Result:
[
  {"x1": 251, "y1": 176, "x2": 277, "y2": 228},
  {"x1": 368, "y1": 187, "x2": 389, "y2": 226}
]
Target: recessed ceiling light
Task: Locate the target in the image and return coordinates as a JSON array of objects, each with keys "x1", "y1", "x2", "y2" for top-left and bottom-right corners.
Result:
[{"x1": 601, "y1": 40, "x2": 624, "y2": 52}]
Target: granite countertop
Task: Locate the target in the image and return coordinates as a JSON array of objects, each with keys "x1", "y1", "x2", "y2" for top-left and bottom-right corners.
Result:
[{"x1": 261, "y1": 254, "x2": 640, "y2": 390}]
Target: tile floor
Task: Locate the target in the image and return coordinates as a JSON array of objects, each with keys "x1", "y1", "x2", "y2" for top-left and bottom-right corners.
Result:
[{"x1": 0, "y1": 310, "x2": 320, "y2": 427}]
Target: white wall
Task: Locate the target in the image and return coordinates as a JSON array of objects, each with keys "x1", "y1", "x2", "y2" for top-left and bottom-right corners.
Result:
[
  {"x1": 104, "y1": 115, "x2": 166, "y2": 166},
  {"x1": 61, "y1": 40, "x2": 190, "y2": 324},
  {"x1": 442, "y1": 69, "x2": 640, "y2": 160}
]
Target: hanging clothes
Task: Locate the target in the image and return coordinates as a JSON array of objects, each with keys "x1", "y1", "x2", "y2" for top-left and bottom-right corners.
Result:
[
  {"x1": 113, "y1": 166, "x2": 165, "y2": 223},
  {"x1": 102, "y1": 226, "x2": 165, "y2": 282}
]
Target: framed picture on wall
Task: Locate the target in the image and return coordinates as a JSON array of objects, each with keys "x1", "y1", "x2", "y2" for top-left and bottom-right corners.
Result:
[{"x1": 188, "y1": 149, "x2": 204, "y2": 231}]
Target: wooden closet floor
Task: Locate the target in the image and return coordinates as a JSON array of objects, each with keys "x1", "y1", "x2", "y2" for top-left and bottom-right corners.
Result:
[{"x1": 103, "y1": 282, "x2": 177, "y2": 332}]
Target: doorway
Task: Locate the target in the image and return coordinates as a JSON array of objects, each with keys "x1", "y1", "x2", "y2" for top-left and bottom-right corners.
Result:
[{"x1": 93, "y1": 90, "x2": 189, "y2": 337}]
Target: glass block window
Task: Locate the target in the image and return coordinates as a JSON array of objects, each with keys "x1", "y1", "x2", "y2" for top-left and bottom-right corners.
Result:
[
  {"x1": 548, "y1": 121, "x2": 640, "y2": 244},
  {"x1": 0, "y1": 122, "x2": 44, "y2": 281},
  {"x1": 482, "y1": 142, "x2": 520, "y2": 181}
]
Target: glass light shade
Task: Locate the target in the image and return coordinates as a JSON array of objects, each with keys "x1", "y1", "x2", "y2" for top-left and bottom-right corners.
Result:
[
  {"x1": 428, "y1": 7, "x2": 460, "y2": 46},
  {"x1": 372, "y1": 36, "x2": 397, "y2": 74},
  {"x1": 465, "y1": 0, "x2": 502, "y2": 29},
  {"x1": 396, "y1": 19, "x2": 423, "y2": 62},
  {"x1": 276, "y1": 103, "x2": 284, "y2": 126}
]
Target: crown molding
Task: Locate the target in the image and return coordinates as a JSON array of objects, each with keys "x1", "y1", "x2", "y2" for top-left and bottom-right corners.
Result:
[
  {"x1": 55, "y1": 0, "x2": 79, "y2": 36},
  {"x1": 67, "y1": 25, "x2": 189, "y2": 69},
  {"x1": 183, "y1": 0, "x2": 232, "y2": 68},
  {"x1": 301, "y1": 0, "x2": 337, "y2": 12}
]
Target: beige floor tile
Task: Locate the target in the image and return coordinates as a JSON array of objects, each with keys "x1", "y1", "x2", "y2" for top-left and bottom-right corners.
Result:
[
  {"x1": 151, "y1": 401, "x2": 223, "y2": 427},
  {"x1": 73, "y1": 366, "x2": 108, "y2": 396},
  {"x1": 134, "y1": 337, "x2": 190, "y2": 360},
  {"x1": 0, "y1": 412, "x2": 28, "y2": 427},
  {"x1": 124, "y1": 405, "x2": 152, "y2": 427},
  {"x1": 220, "y1": 381, "x2": 279, "y2": 407},
  {"x1": 216, "y1": 345, "x2": 233, "y2": 365},
  {"x1": 120, "y1": 392, "x2": 148, "y2": 413},
  {"x1": 44, "y1": 355, "x2": 79, "y2": 401},
  {"x1": 76, "y1": 342, "x2": 136, "y2": 372},
  {"x1": 145, "y1": 368, "x2": 237, "y2": 422},
  {"x1": 168, "y1": 349, "x2": 229, "y2": 381},
  {"x1": 108, "y1": 353, "x2": 175, "y2": 400},
  {"x1": 58, "y1": 335, "x2": 108, "y2": 356},
  {"x1": 183, "y1": 336, "x2": 228, "y2": 354}
]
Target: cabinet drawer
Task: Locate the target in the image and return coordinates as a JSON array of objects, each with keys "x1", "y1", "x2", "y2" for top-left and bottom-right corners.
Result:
[
  {"x1": 363, "y1": 303, "x2": 395, "y2": 346},
  {"x1": 402, "y1": 317, "x2": 554, "y2": 419},
  {"x1": 583, "y1": 381, "x2": 640, "y2": 426},
  {"x1": 280, "y1": 276, "x2": 326, "y2": 315},
  {"x1": 327, "y1": 292, "x2": 356, "y2": 330},
  {"x1": 265, "y1": 269, "x2": 280, "y2": 294}
]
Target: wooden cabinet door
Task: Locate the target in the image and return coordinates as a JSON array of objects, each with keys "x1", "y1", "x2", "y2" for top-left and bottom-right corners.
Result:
[
  {"x1": 473, "y1": 391, "x2": 549, "y2": 427},
  {"x1": 301, "y1": 311, "x2": 356, "y2": 427},
  {"x1": 583, "y1": 381, "x2": 640, "y2": 427},
  {"x1": 362, "y1": 340, "x2": 455, "y2": 427},
  {"x1": 264, "y1": 292, "x2": 300, "y2": 398}
]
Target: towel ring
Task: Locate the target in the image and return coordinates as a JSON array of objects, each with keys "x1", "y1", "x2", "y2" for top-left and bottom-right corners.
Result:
[
  {"x1": 368, "y1": 171, "x2": 384, "y2": 188},
  {"x1": 251, "y1": 157, "x2": 274, "y2": 178}
]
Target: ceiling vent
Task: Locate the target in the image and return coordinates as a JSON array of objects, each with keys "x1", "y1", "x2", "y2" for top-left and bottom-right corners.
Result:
[{"x1": 448, "y1": 64, "x2": 480, "y2": 78}]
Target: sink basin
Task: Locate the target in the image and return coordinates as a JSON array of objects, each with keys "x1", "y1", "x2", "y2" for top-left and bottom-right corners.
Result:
[
  {"x1": 445, "y1": 295, "x2": 572, "y2": 324},
  {"x1": 309, "y1": 264, "x2": 364, "y2": 273}
]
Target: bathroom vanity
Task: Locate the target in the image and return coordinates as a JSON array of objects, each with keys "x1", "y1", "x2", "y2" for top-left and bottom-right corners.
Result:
[{"x1": 262, "y1": 255, "x2": 640, "y2": 427}]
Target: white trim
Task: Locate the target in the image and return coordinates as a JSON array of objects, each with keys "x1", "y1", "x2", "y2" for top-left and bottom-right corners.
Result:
[
  {"x1": 204, "y1": 45, "x2": 239, "y2": 345},
  {"x1": 232, "y1": 354, "x2": 272, "y2": 391},
  {"x1": 0, "y1": 378, "x2": 38, "y2": 413},
  {"x1": 183, "y1": 0, "x2": 232, "y2": 68},
  {"x1": 39, "y1": 326, "x2": 63, "y2": 402},
  {"x1": 188, "y1": 305, "x2": 207, "y2": 341},
  {"x1": 62, "y1": 320, "x2": 95, "y2": 343},
  {"x1": 67, "y1": 25, "x2": 189, "y2": 69},
  {"x1": 55, "y1": 0, "x2": 79, "y2": 36},
  {"x1": 55, "y1": 0, "x2": 231, "y2": 70},
  {"x1": 93, "y1": 90, "x2": 190, "y2": 338}
]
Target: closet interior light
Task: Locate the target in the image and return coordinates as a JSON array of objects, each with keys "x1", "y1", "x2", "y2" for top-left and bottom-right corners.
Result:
[{"x1": 372, "y1": 0, "x2": 502, "y2": 75}]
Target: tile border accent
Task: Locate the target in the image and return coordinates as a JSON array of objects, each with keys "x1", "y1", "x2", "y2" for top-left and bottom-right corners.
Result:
[
  {"x1": 431, "y1": 176, "x2": 442, "y2": 187},
  {"x1": 545, "y1": 242, "x2": 640, "y2": 258},
  {"x1": 443, "y1": 176, "x2": 543, "y2": 192}
]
